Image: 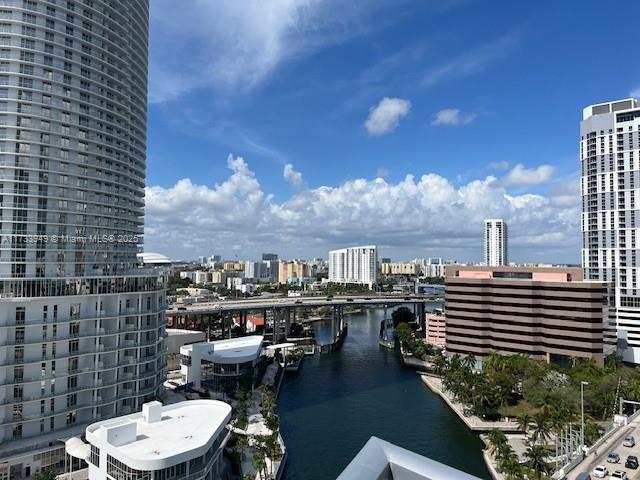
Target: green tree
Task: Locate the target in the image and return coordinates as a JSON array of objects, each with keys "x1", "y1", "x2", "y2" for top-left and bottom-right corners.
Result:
[
  {"x1": 433, "y1": 353, "x2": 447, "y2": 377},
  {"x1": 485, "y1": 429, "x2": 508, "y2": 456},
  {"x1": 584, "y1": 419, "x2": 602, "y2": 446},
  {"x1": 252, "y1": 449, "x2": 267, "y2": 480},
  {"x1": 530, "y1": 412, "x2": 551, "y2": 445},
  {"x1": 33, "y1": 469, "x2": 56, "y2": 480},
  {"x1": 260, "y1": 386, "x2": 276, "y2": 417},
  {"x1": 626, "y1": 377, "x2": 640, "y2": 402},
  {"x1": 524, "y1": 444, "x2": 551, "y2": 480},
  {"x1": 516, "y1": 413, "x2": 532, "y2": 434},
  {"x1": 499, "y1": 452, "x2": 524, "y2": 480},
  {"x1": 391, "y1": 307, "x2": 415, "y2": 327}
]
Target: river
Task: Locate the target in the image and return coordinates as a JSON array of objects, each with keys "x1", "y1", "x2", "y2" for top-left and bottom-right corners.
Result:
[{"x1": 277, "y1": 307, "x2": 491, "y2": 480}]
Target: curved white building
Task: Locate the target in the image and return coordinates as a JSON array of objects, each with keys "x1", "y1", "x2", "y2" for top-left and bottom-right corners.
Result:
[
  {"x1": 0, "y1": 1, "x2": 166, "y2": 478},
  {"x1": 79, "y1": 400, "x2": 231, "y2": 480},
  {"x1": 181, "y1": 335, "x2": 264, "y2": 391}
]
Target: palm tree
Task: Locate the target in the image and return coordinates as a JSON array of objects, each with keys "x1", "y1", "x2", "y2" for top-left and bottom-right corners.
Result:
[
  {"x1": 524, "y1": 444, "x2": 551, "y2": 480},
  {"x1": 530, "y1": 412, "x2": 551, "y2": 445},
  {"x1": 485, "y1": 429, "x2": 508, "y2": 456},
  {"x1": 516, "y1": 413, "x2": 532, "y2": 435},
  {"x1": 252, "y1": 450, "x2": 267, "y2": 480},
  {"x1": 433, "y1": 353, "x2": 447, "y2": 377},
  {"x1": 499, "y1": 451, "x2": 524, "y2": 479},
  {"x1": 485, "y1": 350, "x2": 506, "y2": 373},
  {"x1": 462, "y1": 354, "x2": 476, "y2": 371},
  {"x1": 584, "y1": 420, "x2": 602, "y2": 446}
]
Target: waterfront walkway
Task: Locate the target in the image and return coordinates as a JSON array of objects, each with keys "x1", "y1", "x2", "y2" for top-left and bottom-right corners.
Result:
[{"x1": 420, "y1": 375, "x2": 520, "y2": 432}]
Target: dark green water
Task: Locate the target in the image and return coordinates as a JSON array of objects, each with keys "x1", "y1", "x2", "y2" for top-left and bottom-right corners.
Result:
[{"x1": 277, "y1": 308, "x2": 491, "y2": 480}]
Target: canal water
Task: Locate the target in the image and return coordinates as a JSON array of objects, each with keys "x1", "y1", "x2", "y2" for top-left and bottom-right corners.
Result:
[{"x1": 277, "y1": 307, "x2": 491, "y2": 480}]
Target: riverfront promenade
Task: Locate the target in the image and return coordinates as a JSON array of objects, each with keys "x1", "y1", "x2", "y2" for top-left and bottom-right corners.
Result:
[{"x1": 420, "y1": 375, "x2": 520, "y2": 432}]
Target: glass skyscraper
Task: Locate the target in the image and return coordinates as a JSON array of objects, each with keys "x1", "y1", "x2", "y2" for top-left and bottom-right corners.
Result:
[{"x1": 0, "y1": 1, "x2": 165, "y2": 477}]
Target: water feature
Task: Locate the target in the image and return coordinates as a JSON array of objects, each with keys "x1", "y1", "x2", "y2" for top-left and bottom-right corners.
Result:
[{"x1": 277, "y1": 307, "x2": 491, "y2": 480}]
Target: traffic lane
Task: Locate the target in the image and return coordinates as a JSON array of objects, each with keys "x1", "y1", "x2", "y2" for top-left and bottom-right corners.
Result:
[{"x1": 569, "y1": 424, "x2": 639, "y2": 480}]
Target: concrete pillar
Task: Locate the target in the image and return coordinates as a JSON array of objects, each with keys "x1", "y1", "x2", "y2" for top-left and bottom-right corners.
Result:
[
  {"x1": 331, "y1": 306, "x2": 337, "y2": 342},
  {"x1": 285, "y1": 308, "x2": 291, "y2": 338}
]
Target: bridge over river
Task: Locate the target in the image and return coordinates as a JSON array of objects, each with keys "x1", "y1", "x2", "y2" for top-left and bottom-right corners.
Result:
[{"x1": 166, "y1": 294, "x2": 443, "y2": 346}]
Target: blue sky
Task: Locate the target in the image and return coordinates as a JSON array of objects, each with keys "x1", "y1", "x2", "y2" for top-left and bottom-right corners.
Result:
[{"x1": 143, "y1": 0, "x2": 640, "y2": 263}]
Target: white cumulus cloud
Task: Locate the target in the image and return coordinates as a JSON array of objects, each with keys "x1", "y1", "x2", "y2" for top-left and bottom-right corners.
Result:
[
  {"x1": 500, "y1": 163, "x2": 555, "y2": 187},
  {"x1": 283, "y1": 163, "x2": 303, "y2": 187},
  {"x1": 144, "y1": 155, "x2": 578, "y2": 262},
  {"x1": 431, "y1": 108, "x2": 476, "y2": 126},
  {"x1": 365, "y1": 97, "x2": 412, "y2": 136}
]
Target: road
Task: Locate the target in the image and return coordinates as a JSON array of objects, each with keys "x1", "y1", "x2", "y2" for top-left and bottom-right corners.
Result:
[
  {"x1": 566, "y1": 415, "x2": 640, "y2": 480},
  {"x1": 167, "y1": 294, "x2": 442, "y2": 315}
]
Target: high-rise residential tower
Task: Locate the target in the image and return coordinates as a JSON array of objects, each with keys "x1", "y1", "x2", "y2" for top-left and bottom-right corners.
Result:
[
  {"x1": 0, "y1": 1, "x2": 166, "y2": 477},
  {"x1": 581, "y1": 98, "x2": 640, "y2": 362},
  {"x1": 484, "y1": 219, "x2": 508, "y2": 266},
  {"x1": 328, "y1": 246, "x2": 378, "y2": 288}
]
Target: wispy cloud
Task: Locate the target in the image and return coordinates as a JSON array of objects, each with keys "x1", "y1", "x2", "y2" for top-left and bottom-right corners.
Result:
[
  {"x1": 422, "y1": 32, "x2": 520, "y2": 88},
  {"x1": 499, "y1": 163, "x2": 555, "y2": 187},
  {"x1": 487, "y1": 160, "x2": 510, "y2": 170},
  {"x1": 631, "y1": 86, "x2": 640, "y2": 99},
  {"x1": 149, "y1": 0, "x2": 394, "y2": 103},
  {"x1": 376, "y1": 167, "x2": 390, "y2": 178},
  {"x1": 365, "y1": 97, "x2": 412, "y2": 136},
  {"x1": 431, "y1": 108, "x2": 476, "y2": 126}
]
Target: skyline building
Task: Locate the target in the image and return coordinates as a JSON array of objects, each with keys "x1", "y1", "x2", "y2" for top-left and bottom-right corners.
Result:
[
  {"x1": 328, "y1": 245, "x2": 378, "y2": 288},
  {"x1": 0, "y1": 1, "x2": 166, "y2": 477},
  {"x1": 484, "y1": 219, "x2": 508, "y2": 267},
  {"x1": 581, "y1": 97, "x2": 640, "y2": 362}
]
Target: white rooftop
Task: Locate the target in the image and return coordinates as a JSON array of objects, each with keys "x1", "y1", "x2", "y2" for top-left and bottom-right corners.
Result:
[
  {"x1": 137, "y1": 252, "x2": 172, "y2": 265},
  {"x1": 337, "y1": 437, "x2": 482, "y2": 480},
  {"x1": 166, "y1": 328, "x2": 207, "y2": 336},
  {"x1": 181, "y1": 335, "x2": 264, "y2": 364},
  {"x1": 86, "y1": 400, "x2": 231, "y2": 471}
]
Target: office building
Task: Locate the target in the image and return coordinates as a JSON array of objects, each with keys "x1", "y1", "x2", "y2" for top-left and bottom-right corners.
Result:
[
  {"x1": 443, "y1": 266, "x2": 610, "y2": 367},
  {"x1": 0, "y1": 2, "x2": 166, "y2": 477},
  {"x1": 261, "y1": 253, "x2": 278, "y2": 261},
  {"x1": 337, "y1": 436, "x2": 481, "y2": 480},
  {"x1": 581, "y1": 98, "x2": 640, "y2": 362},
  {"x1": 65, "y1": 400, "x2": 231, "y2": 480},
  {"x1": 328, "y1": 246, "x2": 378, "y2": 287},
  {"x1": 484, "y1": 219, "x2": 508, "y2": 266},
  {"x1": 425, "y1": 311, "x2": 446, "y2": 346}
]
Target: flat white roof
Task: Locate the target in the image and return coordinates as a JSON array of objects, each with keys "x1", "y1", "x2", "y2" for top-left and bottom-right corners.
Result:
[
  {"x1": 166, "y1": 328, "x2": 207, "y2": 336},
  {"x1": 181, "y1": 335, "x2": 264, "y2": 364},
  {"x1": 86, "y1": 400, "x2": 231, "y2": 471},
  {"x1": 137, "y1": 252, "x2": 172, "y2": 264},
  {"x1": 337, "y1": 437, "x2": 481, "y2": 480}
]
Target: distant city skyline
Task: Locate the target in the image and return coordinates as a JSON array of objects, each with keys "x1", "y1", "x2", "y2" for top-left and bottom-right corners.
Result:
[{"x1": 144, "y1": 1, "x2": 640, "y2": 264}]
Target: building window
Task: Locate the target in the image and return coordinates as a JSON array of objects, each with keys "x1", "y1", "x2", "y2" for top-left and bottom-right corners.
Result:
[
  {"x1": 106, "y1": 455, "x2": 151, "y2": 480},
  {"x1": 89, "y1": 444, "x2": 100, "y2": 467}
]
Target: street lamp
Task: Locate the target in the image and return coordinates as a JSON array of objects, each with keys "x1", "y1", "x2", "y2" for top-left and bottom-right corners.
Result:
[{"x1": 581, "y1": 381, "x2": 589, "y2": 450}]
